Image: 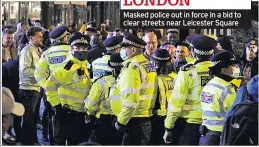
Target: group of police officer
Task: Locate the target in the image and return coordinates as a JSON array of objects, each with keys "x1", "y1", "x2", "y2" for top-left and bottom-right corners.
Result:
[{"x1": 34, "y1": 25, "x2": 241, "y2": 145}]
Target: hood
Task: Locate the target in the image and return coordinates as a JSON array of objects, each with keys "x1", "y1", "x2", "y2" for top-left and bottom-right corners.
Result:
[
  {"x1": 247, "y1": 75, "x2": 258, "y2": 102},
  {"x1": 16, "y1": 23, "x2": 23, "y2": 32}
]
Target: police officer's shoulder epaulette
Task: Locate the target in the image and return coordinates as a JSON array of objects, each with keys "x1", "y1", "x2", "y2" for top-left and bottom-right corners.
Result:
[
  {"x1": 180, "y1": 63, "x2": 194, "y2": 71},
  {"x1": 93, "y1": 75, "x2": 104, "y2": 83},
  {"x1": 125, "y1": 62, "x2": 131, "y2": 68},
  {"x1": 64, "y1": 61, "x2": 74, "y2": 70}
]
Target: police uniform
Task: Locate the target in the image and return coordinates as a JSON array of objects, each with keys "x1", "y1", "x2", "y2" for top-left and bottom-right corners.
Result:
[
  {"x1": 150, "y1": 49, "x2": 175, "y2": 145},
  {"x1": 85, "y1": 53, "x2": 123, "y2": 145},
  {"x1": 45, "y1": 35, "x2": 92, "y2": 145},
  {"x1": 91, "y1": 36, "x2": 123, "y2": 81},
  {"x1": 199, "y1": 51, "x2": 238, "y2": 145},
  {"x1": 115, "y1": 34, "x2": 158, "y2": 145},
  {"x1": 164, "y1": 36, "x2": 216, "y2": 145},
  {"x1": 34, "y1": 25, "x2": 71, "y2": 143},
  {"x1": 35, "y1": 25, "x2": 71, "y2": 90}
]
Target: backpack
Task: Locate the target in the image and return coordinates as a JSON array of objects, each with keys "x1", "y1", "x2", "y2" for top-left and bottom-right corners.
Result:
[{"x1": 220, "y1": 88, "x2": 258, "y2": 145}]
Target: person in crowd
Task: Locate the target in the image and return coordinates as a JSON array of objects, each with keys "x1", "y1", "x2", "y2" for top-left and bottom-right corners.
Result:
[
  {"x1": 85, "y1": 53, "x2": 123, "y2": 145},
  {"x1": 173, "y1": 42, "x2": 192, "y2": 73},
  {"x1": 215, "y1": 34, "x2": 234, "y2": 53},
  {"x1": 3, "y1": 46, "x2": 23, "y2": 144},
  {"x1": 136, "y1": 29, "x2": 144, "y2": 39},
  {"x1": 19, "y1": 26, "x2": 43, "y2": 145},
  {"x1": 91, "y1": 36, "x2": 123, "y2": 80},
  {"x1": 167, "y1": 29, "x2": 179, "y2": 45},
  {"x1": 2, "y1": 28, "x2": 18, "y2": 64},
  {"x1": 99, "y1": 23, "x2": 108, "y2": 40},
  {"x1": 86, "y1": 33, "x2": 106, "y2": 64},
  {"x1": 34, "y1": 25, "x2": 71, "y2": 143},
  {"x1": 163, "y1": 36, "x2": 216, "y2": 145},
  {"x1": 114, "y1": 33, "x2": 157, "y2": 145},
  {"x1": 13, "y1": 22, "x2": 27, "y2": 49},
  {"x1": 17, "y1": 34, "x2": 29, "y2": 52},
  {"x1": 160, "y1": 42, "x2": 176, "y2": 63},
  {"x1": 199, "y1": 51, "x2": 238, "y2": 145},
  {"x1": 79, "y1": 21, "x2": 87, "y2": 33},
  {"x1": 45, "y1": 34, "x2": 92, "y2": 145},
  {"x1": 143, "y1": 32, "x2": 158, "y2": 66},
  {"x1": 2, "y1": 87, "x2": 25, "y2": 145},
  {"x1": 85, "y1": 21, "x2": 97, "y2": 37},
  {"x1": 239, "y1": 39, "x2": 258, "y2": 84},
  {"x1": 221, "y1": 75, "x2": 258, "y2": 145},
  {"x1": 150, "y1": 49, "x2": 175, "y2": 145},
  {"x1": 113, "y1": 28, "x2": 122, "y2": 36}
]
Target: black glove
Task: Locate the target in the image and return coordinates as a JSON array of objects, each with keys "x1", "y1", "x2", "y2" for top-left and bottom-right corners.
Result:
[{"x1": 54, "y1": 104, "x2": 63, "y2": 120}]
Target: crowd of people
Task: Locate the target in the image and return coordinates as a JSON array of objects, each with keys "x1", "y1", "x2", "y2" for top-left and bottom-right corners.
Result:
[{"x1": 2, "y1": 19, "x2": 258, "y2": 146}]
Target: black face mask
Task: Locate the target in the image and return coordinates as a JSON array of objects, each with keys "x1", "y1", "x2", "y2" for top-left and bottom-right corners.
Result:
[
  {"x1": 174, "y1": 57, "x2": 187, "y2": 72},
  {"x1": 73, "y1": 51, "x2": 88, "y2": 61}
]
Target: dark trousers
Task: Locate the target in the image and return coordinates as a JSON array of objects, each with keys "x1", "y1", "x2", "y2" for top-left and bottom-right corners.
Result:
[
  {"x1": 199, "y1": 129, "x2": 221, "y2": 145},
  {"x1": 121, "y1": 117, "x2": 151, "y2": 145},
  {"x1": 170, "y1": 118, "x2": 201, "y2": 145},
  {"x1": 55, "y1": 108, "x2": 91, "y2": 145},
  {"x1": 19, "y1": 89, "x2": 41, "y2": 145},
  {"x1": 90, "y1": 115, "x2": 120, "y2": 145},
  {"x1": 150, "y1": 115, "x2": 166, "y2": 145},
  {"x1": 12, "y1": 93, "x2": 22, "y2": 142}
]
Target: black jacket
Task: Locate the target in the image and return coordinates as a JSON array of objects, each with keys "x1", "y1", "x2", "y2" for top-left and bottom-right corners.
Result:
[
  {"x1": 3, "y1": 57, "x2": 19, "y2": 99},
  {"x1": 239, "y1": 56, "x2": 258, "y2": 79}
]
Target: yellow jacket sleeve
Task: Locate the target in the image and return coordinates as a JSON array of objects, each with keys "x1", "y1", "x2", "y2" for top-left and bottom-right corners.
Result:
[
  {"x1": 223, "y1": 87, "x2": 236, "y2": 112},
  {"x1": 117, "y1": 66, "x2": 141, "y2": 125},
  {"x1": 79, "y1": 25, "x2": 86, "y2": 33},
  {"x1": 34, "y1": 52, "x2": 49, "y2": 88},
  {"x1": 45, "y1": 68, "x2": 71, "y2": 107},
  {"x1": 85, "y1": 80, "x2": 103, "y2": 115},
  {"x1": 165, "y1": 70, "x2": 190, "y2": 129}
]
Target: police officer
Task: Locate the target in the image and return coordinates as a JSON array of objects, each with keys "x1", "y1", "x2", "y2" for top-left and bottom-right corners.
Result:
[
  {"x1": 34, "y1": 25, "x2": 71, "y2": 143},
  {"x1": 114, "y1": 34, "x2": 157, "y2": 145},
  {"x1": 45, "y1": 34, "x2": 92, "y2": 145},
  {"x1": 91, "y1": 36, "x2": 123, "y2": 81},
  {"x1": 113, "y1": 28, "x2": 122, "y2": 36},
  {"x1": 150, "y1": 49, "x2": 175, "y2": 145},
  {"x1": 85, "y1": 53, "x2": 123, "y2": 145},
  {"x1": 85, "y1": 21, "x2": 97, "y2": 37},
  {"x1": 163, "y1": 36, "x2": 216, "y2": 145},
  {"x1": 199, "y1": 51, "x2": 238, "y2": 145}
]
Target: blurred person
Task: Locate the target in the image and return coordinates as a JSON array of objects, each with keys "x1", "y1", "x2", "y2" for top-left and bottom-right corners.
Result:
[
  {"x1": 239, "y1": 39, "x2": 258, "y2": 84},
  {"x1": 113, "y1": 28, "x2": 122, "y2": 36},
  {"x1": 19, "y1": 26, "x2": 43, "y2": 145},
  {"x1": 13, "y1": 22, "x2": 27, "y2": 49},
  {"x1": 167, "y1": 29, "x2": 179, "y2": 45},
  {"x1": 160, "y1": 42, "x2": 176, "y2": 63},
  {"x1": 2, "y1": 87, "x2": 25, "y2": 145},
  {"x1": 86, "y1": 33, "x2": 106, "y2": 64},
  {"x1": 99, "y1": 23, "x2": 108, "y2": 40},
  {"x1": 2, "y1": 28, "x2": 18, "y2": 63},
  {"x1": 85, "y1": 21, "x2": 97, "y2": 37},
  {"x1": 143, "y1": 32, "x2": 158, "y2": 66},
  {"x1": 215, "y1": 34, "x2": 233, "y2": 53},
  {"x1": 137, "y1": 29, "x2": 144, "y2": 39},
  {"x1": 221, "y1": 75, "x2": 258, "y2": 145},
  {"x1": 79, "y1": 21, "x2": 87, "y2": 33}
]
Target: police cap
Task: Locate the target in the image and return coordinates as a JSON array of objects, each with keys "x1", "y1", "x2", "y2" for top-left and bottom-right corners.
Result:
[
  {"x1": 191, "y1": 36, "x2": 216, "y2": 56},
  {"x1": 153, "y1": 49, "x2": 171, "y2": 62},
  {"x1": 49, "y1": 25, "x2": 70, "y2": 40},
  {"x1": 103, "y1": 36, "x2": 123, "y2": 51},
  {"x1": 108, "y1": 53, "x2": 124, "y2": 68},
  {"x1": 186, "y1": 34, "x2": 203, "y2": 44},
  {"x1": 68, "y1": 34, "x2": 90, "y2": 46},
  {"x1": 247, "y1": 39, "x2": 258, "y2": 47},
  {"x1": 167, "y1": 29, "x2": 179, "y2": 34},
  {"x1": 86, "y1": 21, "x2": 97, "y2": 32},
  {"x1": 210, "y1": 50, "x2": 238, "y2": 68},
  {"x1": 121, "y1": 33, "x2": 147, "y2": 49}
]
